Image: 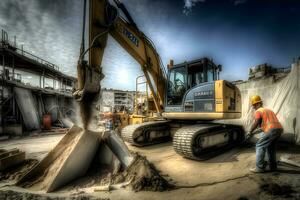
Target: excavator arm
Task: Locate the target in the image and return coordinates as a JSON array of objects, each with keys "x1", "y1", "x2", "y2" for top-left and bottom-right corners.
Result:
[
  {"x1": 110, "y1": 16, "x2": 166, "y2": 113},
  {"x1": 17, "y1": 1, "x2": 147, "y2": 190},
  {"x1": 75, "y1": 0, "x2": 166, "y2": 128}
]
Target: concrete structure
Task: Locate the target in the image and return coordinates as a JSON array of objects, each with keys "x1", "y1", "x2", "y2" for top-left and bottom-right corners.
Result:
[
  {"x1": 248, "y1": 63, "x2": 291, "y2": 80},
  {"x1": 100, "y1": 88, "x2": 136, "y2": 113},
  {"x1": 0, "y1": 29, "x2": 77, "y2": 135}
]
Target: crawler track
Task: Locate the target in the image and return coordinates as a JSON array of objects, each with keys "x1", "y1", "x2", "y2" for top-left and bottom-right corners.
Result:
[
  {"x1": 121, "y1": 120, "x2": 171, "y2": 146},
  {"x1": 173, "y1": 124, "x2": 244, "y2": 160}
]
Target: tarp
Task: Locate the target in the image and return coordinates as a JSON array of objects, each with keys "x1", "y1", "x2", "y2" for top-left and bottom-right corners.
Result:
[{"x1": 236, "y1": 59, "x2": 300, "y2": 144}]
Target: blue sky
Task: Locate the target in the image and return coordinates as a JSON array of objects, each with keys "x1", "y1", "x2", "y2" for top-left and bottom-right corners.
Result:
[{"x1": 0, "y1": 0, "x2": 299, "y2": 90}]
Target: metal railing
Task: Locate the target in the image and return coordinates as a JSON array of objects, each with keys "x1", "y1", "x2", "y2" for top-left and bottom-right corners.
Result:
[
  {"x1": 1, "y1": 29, "x2": 60, "y2": 71},
  {"x1": 0, "y1": 67, "x2": 74, "y2": 96},
  {"x1": 0, "y1": 69, "x2": 22, "y2": 82}
]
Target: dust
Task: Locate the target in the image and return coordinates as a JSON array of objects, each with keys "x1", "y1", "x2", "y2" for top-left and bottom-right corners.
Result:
[
  {"x1": 0, "y1": 159, "x2": 38, "y2": 181},
  {"x1": 260, "y1": 182, "x2": 295, "y2": 198},
  {"x1": 79, "y1": 94, "x2": 98, "y2": 130},
  {"x1": 80, "y1": 101, "x2": 93, "y2": 130},
  {"x1": 112, "y1": 153, "x2": 173, "y2": 192}
]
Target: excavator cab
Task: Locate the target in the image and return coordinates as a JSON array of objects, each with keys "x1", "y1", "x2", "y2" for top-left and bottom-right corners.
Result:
[
  {"x1": 164, "y1": 58, "x2": 241, "y2": 120},
  {"x1": 166, "y1": 58, "x2": 220, "y2": 107}
]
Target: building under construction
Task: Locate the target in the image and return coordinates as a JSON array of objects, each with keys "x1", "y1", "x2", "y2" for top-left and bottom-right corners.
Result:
[
  {"x1": 99, "y1": 88, "x2": 144, "y2": 113},
  {"x1": 0, "y1": 30, "x2": 76, "y2": 136}
]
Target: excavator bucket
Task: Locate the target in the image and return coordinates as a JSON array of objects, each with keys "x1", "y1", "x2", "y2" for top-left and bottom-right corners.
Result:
[{"x1": 17, "y1": 125, "x2": 134, "y2": 192}]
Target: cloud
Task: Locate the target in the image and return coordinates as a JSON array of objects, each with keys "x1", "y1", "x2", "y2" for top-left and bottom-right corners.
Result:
[
  {"x1": 233, "y1": 0, "x2": 247, "y2": 6},
  {"x1": 0, "y1": 0, "x2": 163, "y2": 90},
  {"x1": 0, "y1": 0, "x2": 83, "y2": 77},
  {"x1": 183, "y1": 0, "x2": 206, "y2": 15}
]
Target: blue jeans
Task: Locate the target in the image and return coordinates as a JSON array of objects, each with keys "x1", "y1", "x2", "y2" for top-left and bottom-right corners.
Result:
[{"x1": 256, "y1": 128, "x2": 283, "y2": 170}]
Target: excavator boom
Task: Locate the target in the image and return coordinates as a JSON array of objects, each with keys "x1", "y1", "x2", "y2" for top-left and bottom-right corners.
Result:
[{"x1": 75, "y1": 0, "x2": 167, "y2": 129}]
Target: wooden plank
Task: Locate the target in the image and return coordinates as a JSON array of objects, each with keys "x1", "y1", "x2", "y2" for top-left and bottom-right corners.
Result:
[
  {"x1": 279, "y1": 157, "x2": 300, "y2": 168},
  {"x1": 0, "y1": 151, "x2": 25, "y2": 171},
  {"x1": 0, "y1": 148, "x2": 19, "y2": 159}
]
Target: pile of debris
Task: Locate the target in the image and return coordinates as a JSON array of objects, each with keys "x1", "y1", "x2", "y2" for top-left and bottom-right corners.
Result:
[
  {"x1": 16, "y1": 152, "x2": 172, "y2": 193},
  {"x1": 10, "y1": 126, "x2": 171, "y2": 193},
  {"x1": 0, "y1": 148, "x2": 26, "y2": 171},
  {"x1": 0, "y1": 148, "x2": 38, "y2": 182},
  {"x1": 112, "y1": 153, "x2": 172, "y2": 192},
  {"x1": 0, "y1": 159, "x2": 38, "y2": 181}
]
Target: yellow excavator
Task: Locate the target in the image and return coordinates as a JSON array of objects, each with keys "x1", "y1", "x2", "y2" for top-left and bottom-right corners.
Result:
[
  {"x1": 16, "y1": 0, "x2": 244, "y2": 192},
  {"x1": 74, "y1": 0, "x2": 244, "y2": 160}
]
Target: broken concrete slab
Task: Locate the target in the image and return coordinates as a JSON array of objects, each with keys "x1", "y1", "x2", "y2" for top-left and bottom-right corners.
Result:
[
  {"x1": 16, "y1": 125, "x2": 100, "y2": 192},
  {"x1": 16, "y1": 126, "x2": 135, "y2": 192}
]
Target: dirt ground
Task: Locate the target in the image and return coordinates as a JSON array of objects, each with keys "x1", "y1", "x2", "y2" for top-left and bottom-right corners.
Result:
[{"x1": 1, "y1": 133, "x2": 300, "y2": 200}]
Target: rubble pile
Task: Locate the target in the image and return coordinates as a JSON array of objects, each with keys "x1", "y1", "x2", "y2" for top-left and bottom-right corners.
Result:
[
  {"x1": 112, "y1": 154, "x2": 172, "y2": 192},
  {"x1": 0, "y1": 159, "x2": 38, "y2": 181}
]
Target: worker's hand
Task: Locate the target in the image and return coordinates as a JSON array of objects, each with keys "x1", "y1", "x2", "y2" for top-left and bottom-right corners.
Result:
[{"x1": 245, "y1": 132, "x2": 253, "y2": 141}]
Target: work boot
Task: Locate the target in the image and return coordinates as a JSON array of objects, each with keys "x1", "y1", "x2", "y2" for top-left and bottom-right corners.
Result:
[
  {"x1": 250, "y1": 167, "x2": 265, "y2": 173},
  {"x1": 264, "y1": 162, "x2": 277, "y2": 172},
  {"x1": 266, "y1": 166, "x2": 277, "y2": 172}
]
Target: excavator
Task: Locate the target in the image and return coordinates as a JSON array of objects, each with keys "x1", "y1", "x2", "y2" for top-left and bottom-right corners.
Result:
[
  {"x1": 74, "y1": 0, "x2": 244, "y2": 160},
  {"x1": 16, "y1": 0, "x2": 244, "y2": 192}
]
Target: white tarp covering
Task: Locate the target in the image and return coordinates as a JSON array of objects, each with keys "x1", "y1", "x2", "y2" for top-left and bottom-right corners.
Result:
[{"x1": 236, "y1": 59, "x2": 300, "y2": 144}]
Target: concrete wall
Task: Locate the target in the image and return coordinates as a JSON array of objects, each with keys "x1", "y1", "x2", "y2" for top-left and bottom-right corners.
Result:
[{"x1": 14, "y1": 87, "x2": 41, "y2": 130}]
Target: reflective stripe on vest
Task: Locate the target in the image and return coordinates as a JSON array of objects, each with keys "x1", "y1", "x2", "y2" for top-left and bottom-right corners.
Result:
[{"x1": 256, "y1": 108, "x2": 283, "y2": 133}]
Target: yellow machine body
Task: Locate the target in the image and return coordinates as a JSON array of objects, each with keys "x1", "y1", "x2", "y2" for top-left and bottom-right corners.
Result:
[{"x1": 162, "y1": 80, "x2": 241, "y2": 120}]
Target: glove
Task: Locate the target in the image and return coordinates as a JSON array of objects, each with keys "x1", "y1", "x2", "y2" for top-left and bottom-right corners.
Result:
[{"x1": 245, "y1": 132, "x2": 253, "y2": 141}]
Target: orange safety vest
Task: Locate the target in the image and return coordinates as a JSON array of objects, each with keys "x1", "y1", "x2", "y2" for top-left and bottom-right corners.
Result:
[{"x1": 255, "y1": 107, "x2": 283, "y2": 133}]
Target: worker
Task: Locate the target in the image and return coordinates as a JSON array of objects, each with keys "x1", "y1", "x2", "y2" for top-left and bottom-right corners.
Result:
[{"x1": 247, "y1": 95, "x2": 283, "y2": 173}]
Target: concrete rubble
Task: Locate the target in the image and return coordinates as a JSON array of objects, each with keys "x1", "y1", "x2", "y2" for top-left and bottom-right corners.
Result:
[
  {"x1": 0, "y1": 148, "x2": 25, "y2": 171},
  {"x1": 0, "y1": 135, "x2": 300, "y2": 200},
  {"x1": 7, "y1": 124, "x2": 168, "y2": 195}
]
